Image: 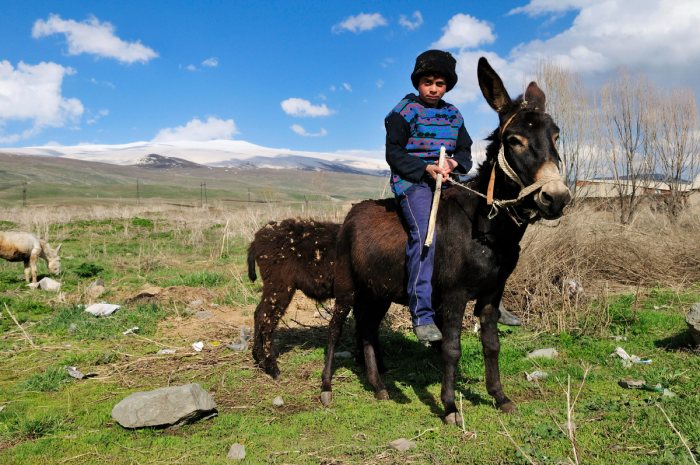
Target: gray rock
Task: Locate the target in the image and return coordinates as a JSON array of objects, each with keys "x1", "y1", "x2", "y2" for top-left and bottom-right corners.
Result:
[
  {"x1": 272, "y1": 396, "x2": 284, "y2": 406},
  {"x1": 619, "y1": 378, "x2": 645, "y2": 389},
  {"x1": 389, "y1": 438, "x2": 417, "y2": 452},
  {"x1": 334, "y1": 351, "x2": 352, "y2": 359},
  {"x1": 527, "y1": 348, "x2": 559, "y2": 359},
  {"x1": 91, "y1": 279, "x2": 105, "y2": 288},
  {"x1": 227, "y1": 443, "x2": 246, "y2": 460},
  {"x1": 88, "y1": 284, "x2": 105, "y2": 300},
  {"x1": 38, "y1": 277, "x2": 61, "y2": 291},
  {"x1": 686, "y1": 303, "x2": 700, "y2": 345},
  {"x1": 195, "y1": 311, "x2": 213, "y2": 320},
  {"x1": 614, "y1": 336, "x2": 627, "y2": 341},
  {"x1": 66, "y1": 366, "x2": 84, "y2": 379},
  {"x1": 189, "y1": 299, "x2": 204, "y2": 309},
  {"x1": 111, "y1": 383, "x2": 217, "y2": 429},
  {"x1": 68, "y1": 323, "x2": 77, "y2": 333}
]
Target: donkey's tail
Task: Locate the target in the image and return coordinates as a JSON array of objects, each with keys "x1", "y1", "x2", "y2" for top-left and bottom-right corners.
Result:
[{"x1": 247, "y1": 242, "x2": 257, "y2": 282}]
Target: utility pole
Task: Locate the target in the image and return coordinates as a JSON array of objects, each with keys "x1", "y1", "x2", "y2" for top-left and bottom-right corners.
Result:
[
  {"x1": 204, "y1": 182, "x2": 207, "y2": 205},
  {"x1": 248, "y1": 188, "x2": 251, "y2": 202},
  {"x1": 200, "y1": 182, "x2": 203, "y2": 206},
  {"x1": 136, "y1": 179, "x2": 140, "y2": 205},
  {"x1": 22, "y1": 181, "x2": 27, "y2": 207}
]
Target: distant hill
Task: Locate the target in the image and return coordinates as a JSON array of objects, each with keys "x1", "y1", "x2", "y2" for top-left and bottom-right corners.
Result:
[
  {"x1": 133, "y1": 154, "x2": 208, "y2": 170},
  {"x1": 2, "y1": 139, "x2": 390, "y2": 177}
]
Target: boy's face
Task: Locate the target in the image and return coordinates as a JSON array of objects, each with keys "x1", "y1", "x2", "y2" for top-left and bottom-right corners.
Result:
[{"x1": 417, "y1": 75, "x2": 447, "y2": 108}]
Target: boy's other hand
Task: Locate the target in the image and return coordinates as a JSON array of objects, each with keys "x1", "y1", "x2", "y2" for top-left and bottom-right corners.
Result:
[{"x1": 426, "y1": 158, "x2": 458, "y2": 181}]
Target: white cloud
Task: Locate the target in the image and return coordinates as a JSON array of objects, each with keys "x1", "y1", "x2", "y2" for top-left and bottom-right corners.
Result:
[
  {"x1": 376, "y1": 79, "x2": 384, "y2": 88},
  {"x1": 291, "y1": 124, "x2": 327, "y2": 137},
  {"x1": 87, "y1": 109, "x2": 109, "y2": 125},
  {"x1": 318, "y1": 93, "x2": 327, "y2": 100},
  {"x1": 444, "y1": 1, "x2": 700, "y2": 104},
  {"x1": 280, "y1": 98, "x2": 334, "y2": 117},
  {"x1": 44, "y1": 141, "x2": 63, "y2": 147},
  {"x1": 152, "y1": 117, "x2": 238, "y2": 142},
  {"x1": 332, "y1": 13, "x2": 387, "y2": 34},
  {"x1": 89, "y1": 77, "x2": 114, "y2": 88},
  {"x1": 32, "y1": 14, "x2": 158, "y2": 65},
  {"x1": 0, "y1": 60, "x2": 83, "y2": 143},
  {"x1": 330, "y1": 85, "x2": 336, "y2": 91},
  {"x1": 381, "y1": 58, "x2": 395, "y2": 68},
  {"x1": 185, "y1": 64, "x2": 197, "y2": 71},
  {"x1": 432, "y1": 14, "x2": 496, "y2": 50},
  {"x1": 343, "y1": 83, "x2": 352, "y2": 92},
  {"x1": 201, "y1": 57, "x2": 218, "y2": 67},
  {"x1": 399, "y1": 11, "x2": 423, "y2": 30}
]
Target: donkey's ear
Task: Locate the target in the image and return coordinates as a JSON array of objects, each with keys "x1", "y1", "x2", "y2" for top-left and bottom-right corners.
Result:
[
  {"x1": 477, "y1": 57, "x2": 512, "y2": 113},
  {"x1": 525, "y1": 81, "x2": 546, "y2": 110}
]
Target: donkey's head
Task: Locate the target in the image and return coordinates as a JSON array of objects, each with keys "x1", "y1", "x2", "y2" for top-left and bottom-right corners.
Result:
[
  {"x1": 477, "y1": 57, "x2": 571, "y2": 220},
  {"x1": 41, "y1": 241, "x2": 62, "y2": 275}
]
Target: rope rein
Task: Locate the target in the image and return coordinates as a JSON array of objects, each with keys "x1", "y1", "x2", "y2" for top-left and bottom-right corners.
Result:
[{"x1": 449, "y1": 101, "x2": 564, "y2": 226}]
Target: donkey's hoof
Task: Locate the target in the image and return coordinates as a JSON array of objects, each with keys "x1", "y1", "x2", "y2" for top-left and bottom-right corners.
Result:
[
  {"x1": 498, "y1": 400, "x2": 516, "y2": 414},
  {"x1": 320, "y1": 391, "x2": 333, "y2": 406},
  {"x1": 375, "y1": 389, "x2": 390, "y2": 401},
  {"x1": 443, "y1": 412, "x2": 463, "y2": 426}
]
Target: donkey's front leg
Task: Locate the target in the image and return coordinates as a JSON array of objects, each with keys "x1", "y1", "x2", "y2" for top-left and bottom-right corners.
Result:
[
  {"x1": 476, "y1": 293, "x2": 516, "y2": 413},
  {"x1": 440, "y1": 291, "x2": 468, "y2": 425}
]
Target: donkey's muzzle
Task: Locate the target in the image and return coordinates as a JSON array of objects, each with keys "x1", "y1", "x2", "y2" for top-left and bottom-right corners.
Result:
[{"x1": 534, "y1": 180, "x2": 571, "y2": 219}]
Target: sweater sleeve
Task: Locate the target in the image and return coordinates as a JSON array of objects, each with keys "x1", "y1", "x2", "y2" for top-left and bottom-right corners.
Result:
[
  {"x1": 451, "y1": 123, "x2": 473, "y2": 175},
  {"x1": 385, "y1": 112, "x2": 428, "y2": 183}
]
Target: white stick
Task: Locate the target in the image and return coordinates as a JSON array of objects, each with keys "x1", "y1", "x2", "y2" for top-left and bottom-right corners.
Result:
[{"x1": 424, "y1": 146, "x2": 446, "y2": 248}]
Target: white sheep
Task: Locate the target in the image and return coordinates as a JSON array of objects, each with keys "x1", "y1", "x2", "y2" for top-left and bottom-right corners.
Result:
[{"x1": 0, "y1": 232, "x2": 62, "y2": 283}]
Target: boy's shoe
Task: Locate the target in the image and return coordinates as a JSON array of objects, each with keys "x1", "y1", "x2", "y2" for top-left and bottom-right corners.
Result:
[
  {"x1": 413, "y1": 323, "x2": 442, "y2": 342},
  {"x1": 497, "y1": 303, "x2": 522, "y2": 326}
]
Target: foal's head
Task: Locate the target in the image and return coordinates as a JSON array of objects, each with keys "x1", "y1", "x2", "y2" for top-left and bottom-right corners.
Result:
[{"x1": 477, "y1": 57, "x2": 571, "y2": 220}]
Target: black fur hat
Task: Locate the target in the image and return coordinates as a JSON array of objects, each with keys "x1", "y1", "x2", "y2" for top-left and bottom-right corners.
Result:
[{"x1": 411, "y1": 50, "x2": 458, "y2": 92}]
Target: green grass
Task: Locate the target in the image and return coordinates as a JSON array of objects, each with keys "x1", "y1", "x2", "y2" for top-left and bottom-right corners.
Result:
[{"x1": 0, "y1": 213, "x2": 698, "y2": 463}]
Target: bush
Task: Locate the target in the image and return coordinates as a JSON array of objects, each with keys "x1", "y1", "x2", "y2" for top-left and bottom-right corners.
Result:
[
  {"x1": 73, "y1": 262, "x2": 104, "y2": 278},
  {"x1": 132, "y1": 217, "x2": 154, "y2": 228},
  {"x1": 18, "y1": 367, "x2": 71, "y2": 392}
]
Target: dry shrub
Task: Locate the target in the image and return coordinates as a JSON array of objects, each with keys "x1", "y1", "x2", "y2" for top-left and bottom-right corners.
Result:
[{"x1": 506, "y1": 201, "x2": 700, "y2": 333}]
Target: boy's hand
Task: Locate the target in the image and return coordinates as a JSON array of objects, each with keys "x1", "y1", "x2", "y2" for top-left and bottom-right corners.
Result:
[{"x1": 426, "y1": 158, "x2": 459, "y2": 181}]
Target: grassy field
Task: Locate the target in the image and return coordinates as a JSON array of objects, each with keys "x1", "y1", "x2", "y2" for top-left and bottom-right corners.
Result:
[{"x1": 0, "y1": 204, "x2": 698, "y2": 464}]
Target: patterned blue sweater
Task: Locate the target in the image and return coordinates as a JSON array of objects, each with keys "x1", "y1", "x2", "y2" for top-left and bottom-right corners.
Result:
[{"x1": 385, "y1": 94, "x2": 473, "y2": 196}]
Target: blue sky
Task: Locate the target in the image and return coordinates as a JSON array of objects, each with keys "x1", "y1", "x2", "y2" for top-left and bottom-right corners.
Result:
[{"x1": 1, "y1": 0, "x2": 698, "y2": 156}]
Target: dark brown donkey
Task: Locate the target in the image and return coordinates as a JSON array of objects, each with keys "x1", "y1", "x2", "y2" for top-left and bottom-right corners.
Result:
[
  {"x1": 248, "y1": 218, "x2": 339, "y2": 378},
  {"x1": 320, "y1": 57, "x2": 571, "y2": 424}
]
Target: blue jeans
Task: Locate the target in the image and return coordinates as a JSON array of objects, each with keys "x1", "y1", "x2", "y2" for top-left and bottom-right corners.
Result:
[{"x1": 397, "y1": 181, "x2": 445, "y2": 327}]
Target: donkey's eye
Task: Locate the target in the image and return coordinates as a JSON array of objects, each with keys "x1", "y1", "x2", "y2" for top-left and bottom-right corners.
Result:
[{"x1": 508, "y1": 135, "x2": 527, "y2": 148}]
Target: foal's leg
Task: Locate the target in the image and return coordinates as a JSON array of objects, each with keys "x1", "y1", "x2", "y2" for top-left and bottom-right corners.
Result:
[
  {"x1": 356, "y1": 296, "x2": 391, "y2": 400},
  {"x1": 439, "y1": 291, "x2": 468, "y2": 425},
  {"x1": 320, "y1": 294, "x2": 352, "y2": 405},
  {"x1": 254, "y1": 287, "x2": 294, "y2": 379},
  {"x1": 476, "y1": 292, "x2": 516, "y2": 413},
  {"x1": 29, "y1": 249, "x2": 39, "y2": 283},
  {"x1": 23, "y1": 260, "x2": 31, "y2": 283}
]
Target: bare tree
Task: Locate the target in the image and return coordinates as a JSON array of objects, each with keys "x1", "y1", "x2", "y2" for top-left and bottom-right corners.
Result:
[
  {"x1": 655, "y1": 86, "x2": 700, "y2": 218},
  {"x1": 599, "y1": 67, "x2": 659, "y2": 224},
  {"x1": 531, "y1": 59, "x2": 599, "y2": 199}
]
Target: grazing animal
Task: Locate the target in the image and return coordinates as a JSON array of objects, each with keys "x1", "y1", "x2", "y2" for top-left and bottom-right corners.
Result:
[
  {"x1": 0, "y1": 232, "x2": 62, "y2": 283},
  {"x1": 320, "y1": 57, "x2": 572, "y2": 424},
  {"x1": 248, "y1": 218, "x2": 340, "y2": 378}
]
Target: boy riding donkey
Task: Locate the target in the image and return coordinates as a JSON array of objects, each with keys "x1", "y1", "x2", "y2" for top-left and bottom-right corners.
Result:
[{"x1": 386, "y1": 50, "x2": 521, "y2": 342}]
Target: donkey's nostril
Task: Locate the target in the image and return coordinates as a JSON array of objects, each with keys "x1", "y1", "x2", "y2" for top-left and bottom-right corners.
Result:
[{"x1": 540, "y1": 191, "x2": 553, "y2": 206}]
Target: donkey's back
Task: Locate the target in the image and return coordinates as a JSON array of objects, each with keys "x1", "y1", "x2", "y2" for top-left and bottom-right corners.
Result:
[{"x1": 0, "y1": 232, "x2": 41, "y2": 262}]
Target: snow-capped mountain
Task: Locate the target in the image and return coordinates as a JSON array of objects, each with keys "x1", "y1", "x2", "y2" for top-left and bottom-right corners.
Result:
[{"x1": 3, "y1": 140, "x2": 390, "y2": 176}]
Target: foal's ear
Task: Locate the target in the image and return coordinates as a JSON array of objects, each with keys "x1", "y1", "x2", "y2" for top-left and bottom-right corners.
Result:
[
  {"x1": 477, "y1": 57, "x2": 512, "y2": 113},
  {"x1": 55, "y1": 243, "x2": 62, "y2": 254},
  {"x1": 525, "y1": 81, "x2": 546, "y2": 110}
]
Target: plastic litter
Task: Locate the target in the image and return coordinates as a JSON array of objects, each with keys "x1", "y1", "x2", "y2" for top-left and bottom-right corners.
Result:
[
  {"x1": 610, "y1": 346, "x2": 650, "y2": 367},
  {"x1": 84, "y1": 303, "x2": 120, "y2": 317},
  {"x1": 473, "y1": 323, "x2": 479, "y2": 333},
  {"x1": 272, "y1": 395, "x2": 284, "y2": 406},
  {"x1": 122, "y1": 326, "x2": 139, "y2": 335},
  {"x1": 527, "y1": 348, "x2": 559, "y2": 359},
  {"x1": 66, "y1": 366, "x2": 85, "y2": 379},
  {"x1": 27, "y1": 277, "x2": 61, "y2": 291},
  {"x1": 525, "y1": 371, "x2": 548, "y2": 382},
  {"x1": 334, "y1": 351, "x2": 352, "y2": 359},
  {"x1": 157, "y1": 349, "x2": 176, "y2": 355},
  {"x1": 192, "y1": 341, "x2": 204, "y2": 352},
  {"x1": 226, "y1": 328, "x2": 252, "y2": 352}
]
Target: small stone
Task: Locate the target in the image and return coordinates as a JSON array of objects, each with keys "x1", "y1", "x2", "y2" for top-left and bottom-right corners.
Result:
[
  {"x1": 157, "y1": 349, "x2": 176, "y2": 355},
  {"x1": 389, "y1": 438, "x2": 417, "y2": 452},
  {"x1": 66, "y1": 366, "x2": 84, "y2": 379},
  {"x1": 686, "y1": 303, "x2": 700, "y2": 345},
  {"x1": 37, "y1": 277, "x2": 61, "y2": 291},
  {"x1": 227, "y1": 443, "x2": 246, "y2": 460},
  {"x1": 189, "y1": 299, "x2": 204, "y2": 309},
  {"x1": 195, "y1": 311, "x2": 213, "y2": 320},
  {"x1": 91, "y1": 279, "x2": 105, "y2": 288},
  {"x1": 619, "y1": 378, "x2": 646, "y2": 389},
  {"x1": 272, "y1": 396, "x2": 284, "y2": 406},
  {"x1": 68, "y1": 323, "x2": 77, "y2": 333},
  {"x1": 614, "y1": 336, "x2": 627, "y2": 341},
  {"x1": 334, "y1": 351, "x2": 352, "y2": 359},
  {"x1": 88, "y1": 284, "x2": 105, "y2": 300},
  {"x1": 527, "y1": 348, "x2": 559, "y2": 359}
]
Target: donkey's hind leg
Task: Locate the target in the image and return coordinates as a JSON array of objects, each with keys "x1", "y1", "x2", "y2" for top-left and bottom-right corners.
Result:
[
  {"x1": 356, "y1": 295, "x2": 391, "y2": 400},
  {"x1": 320, "y1": 296, "x2": 352, "y2": 406},
  {"x1": 253, "y1": 288, "x2": 294, "y2": 379},
  {"x1": 23, "y1": 260, "x2": 31, "y2": 283}
]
